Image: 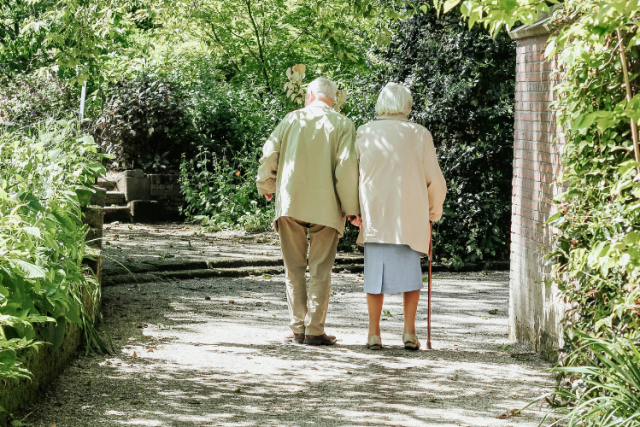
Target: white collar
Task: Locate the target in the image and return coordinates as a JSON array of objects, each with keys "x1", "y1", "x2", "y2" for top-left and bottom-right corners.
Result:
[
  {"x1": 378, "y1": 114, "x2": 409, "y2": 121},
  {"x1": 308, "y1": 100, "x2": 333, "y2": 110}
]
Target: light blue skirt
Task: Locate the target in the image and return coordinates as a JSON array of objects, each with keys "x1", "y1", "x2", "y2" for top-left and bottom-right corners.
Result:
[{"x1": 363, "y1": 243, "x2": 423, "y2": 295}]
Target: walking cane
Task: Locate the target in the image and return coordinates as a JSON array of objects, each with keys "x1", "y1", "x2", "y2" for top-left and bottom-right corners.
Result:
[{"x1": 426, "y1": 221, "x2": 433, "y2": 350}]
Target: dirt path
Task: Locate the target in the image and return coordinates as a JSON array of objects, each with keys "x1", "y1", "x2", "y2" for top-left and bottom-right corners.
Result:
[{"x1": 20, "y1": 226, "x2": 555, "y2": 427}]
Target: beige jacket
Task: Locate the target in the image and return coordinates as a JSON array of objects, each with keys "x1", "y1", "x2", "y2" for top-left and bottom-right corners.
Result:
[
  {"x1": 355, "y1": 114, "x2": 447, "y2": 255},
  {"x1": 256, "y1": 100, "x2": 360, "y2": 235}
]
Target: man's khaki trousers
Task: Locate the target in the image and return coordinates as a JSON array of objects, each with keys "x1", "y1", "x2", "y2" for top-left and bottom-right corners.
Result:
[{"x1": 277, "y1": 216, "x2": 339, "y2": 336}]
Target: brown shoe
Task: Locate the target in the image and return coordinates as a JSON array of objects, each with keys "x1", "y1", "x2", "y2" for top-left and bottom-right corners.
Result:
[
  {"x1": 284, "y1": 332, "x2": 305, "y2": 344},
  {"x1": 303, "y1": 334, "x2": 337, "y2": 346}
]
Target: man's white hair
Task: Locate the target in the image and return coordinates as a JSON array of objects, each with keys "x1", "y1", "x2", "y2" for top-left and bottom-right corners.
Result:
[
  {"x1": 306, "y1": 77, "x2": 338, "y2": 100},
  {"x1": 375, "y1": 82, "x2": 413, "y2": 116}
]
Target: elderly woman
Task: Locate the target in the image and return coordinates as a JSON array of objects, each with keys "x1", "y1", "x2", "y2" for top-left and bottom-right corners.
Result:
[{"x1": 353, "y1": 82, "x2": 447, "y2": 350}]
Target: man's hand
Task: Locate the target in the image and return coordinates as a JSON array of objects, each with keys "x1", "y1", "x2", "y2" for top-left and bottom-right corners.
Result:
[
  {"x1": 347, "y1": 214, "x2": 362, "y2": 228},
  {"x1": 265, "y1": 194, "x2": 273, "y2": 201}
]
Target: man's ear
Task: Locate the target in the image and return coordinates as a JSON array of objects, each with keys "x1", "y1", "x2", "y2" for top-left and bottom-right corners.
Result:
[{"x1": 305, "y1": 91, "x2": 315, "y2": 106}]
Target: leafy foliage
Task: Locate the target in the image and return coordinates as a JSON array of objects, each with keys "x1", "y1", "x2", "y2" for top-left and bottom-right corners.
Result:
[
  {"x1": 177, "y1": 80, "x2": 288, "y2": 232},
  {"x1": 180, "y1": 0, "x2": 416, "y2": 91},
  {"x1": 0, "y1": 73, "x2": 76, "y2": 126},
  {"x1": 0, "y1": 0, "x2": 154, "y2": 83},
  {"x1": 447, "y1": 0, "x2": 640, "y2": 423},
  {"x1": 179, "y1": 149, "x2": 274, "y2": 233},
  {"x1": 542, "y1": 0, "x2": 640, "y2": 352},
  {"x1": 91, "y1": 74, "x2": 190, "y2": 171},
  {"x1": 0, "y1": 120, "x2": 108, "y2": 384},
  {"x1": 549, "y1": 333, "x2": 640, "y2": 427}
]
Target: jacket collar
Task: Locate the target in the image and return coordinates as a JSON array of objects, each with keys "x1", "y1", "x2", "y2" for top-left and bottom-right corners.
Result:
[
  {"x1": 308, "y1": 100, "x2": 334, "y2": 110},
  {"x1": 378, "y1": 114, "x2": 409, "y2": 121}
]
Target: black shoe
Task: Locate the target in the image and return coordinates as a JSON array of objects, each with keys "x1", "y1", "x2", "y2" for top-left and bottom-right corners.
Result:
[
  {"x1": 303, "y1": 334, "x2": 337, "y2": 346},
  {"x1": 285, "y1": 332, "x2": 305, "y2": 344}
]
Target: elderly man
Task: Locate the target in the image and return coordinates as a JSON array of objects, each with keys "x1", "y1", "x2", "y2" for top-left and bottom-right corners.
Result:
[{"x1": 256, "y1": 77, "x2": 360, "y2": 346}]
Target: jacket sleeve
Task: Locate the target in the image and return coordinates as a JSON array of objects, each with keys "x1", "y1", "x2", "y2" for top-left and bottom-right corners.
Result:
[
  {"x1": 334, "y1": 120, "x2": 360, "y2": 216},
  {"x1": 422, "y1": 130, "x2": 447, "y2": 222},
  {"x1": 256, "y1": 118, "x2": 286, "y2": 196}
]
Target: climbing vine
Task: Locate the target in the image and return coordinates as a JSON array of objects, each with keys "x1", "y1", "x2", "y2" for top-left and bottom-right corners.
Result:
[{"x1": 441, "y1": 0, "x2": 640, "y2": 423}]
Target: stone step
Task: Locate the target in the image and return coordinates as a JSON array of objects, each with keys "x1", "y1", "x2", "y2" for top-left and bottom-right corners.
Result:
[
  {"x1": 103, "y1": 205, "x2": 131, "y2": 223},
  {"x1": 105, "y1": 191, "x2": 126, "y2": 206},
  {"x1": 100, "y1": 254, "x2": 510, "y2": 287},
  {"x1": 90, "y1": 187, "x2": 107, "y2": 206},
  {"x1": 102, "y1": 266, "x2": 285, "y2": 286},
  {"x1": 96, "y1": 178, "x2": 117, "y2": 191},
  {"x1": 102, "y1": 255, "x2": 364, "y2": 276}
]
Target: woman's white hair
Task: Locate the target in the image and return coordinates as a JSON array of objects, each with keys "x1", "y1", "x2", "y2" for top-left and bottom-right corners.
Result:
[
  {"x1": 306, "y1": 77, "x2": 338, "y2": 100},
  {"x1": 375, "y1": 82, "x2": 412, "y2": 116}
]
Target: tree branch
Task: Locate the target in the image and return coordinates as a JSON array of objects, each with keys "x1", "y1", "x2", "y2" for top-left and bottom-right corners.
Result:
[
  {"x1": 243, "y1": 0, "x2": 271, "y2": 92},
  {"x1": 617, "y1": 29, "x2": 640, "y2": 163},
  {"x1": 209, "y1": 23, "x2": 241, "y2": 73}
]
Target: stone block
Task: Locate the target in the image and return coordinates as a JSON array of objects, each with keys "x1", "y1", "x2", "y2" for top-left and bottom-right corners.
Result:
[
  {"x1": 131, "y1": 200, "x2": 183, "y2": 222},
  {"x1": 91, "y1": 187, "x2": 107, "y2": 206},
  {"x1": 116, "y1": 172, "x2": 150, "y2": 202},
  {"x1": 83, "y1": 206, "x2": 104, "y2": 250},
  {"x1": 124, "y1": 169, "x2": 145, "y2": 178},
  {"x1": 103, "y1": 206, "x2": 132, "y2": 223},
  {"x1": 82, "y1": 206, "x2": 104, "y2": 229}
]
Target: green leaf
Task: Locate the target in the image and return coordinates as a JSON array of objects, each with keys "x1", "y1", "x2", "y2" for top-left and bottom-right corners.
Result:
[
  {"x1": 22, "y1": 227, "x2": 41, "y2": 239},
  {"x1": 618, "y1": 160, "x2": 640, "y2": 177},
  {"x1": 13, "y1": 260, "x2": 46, "y2": 279},
  {"x1": 443, "y1": 0, "x2": 461, "y2": 13},
  {"x1": 623, "y1": 231, "x2": 640, "y2": 246}
]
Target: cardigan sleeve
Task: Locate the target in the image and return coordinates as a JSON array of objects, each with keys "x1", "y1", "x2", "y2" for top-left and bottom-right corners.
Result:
[
  {"x1": 422, "y1": 130, "x2": 447, "y2": 222},
  {"x1": 334, "y1": 120, "x2": 360, "y2": 216}
]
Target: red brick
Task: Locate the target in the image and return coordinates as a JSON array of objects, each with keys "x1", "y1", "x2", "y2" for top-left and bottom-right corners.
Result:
[
  {"x1": 512, "y1": 185, "x2": 555, "y2": 206},
  {"x1": 516, "y1": 101, "x2": 553, "y2": 112},
  {"x1": 511, "y1": 222, "x2": 553, "y2": 247},
  {"x1": 516, "y1": 82, "x2": 554, "y2": 93},
  {"x1": 512, "y1": 203, "x2": 557, "y2": 223},
  {"x1": 514, "y1": 168, "x2": 556, "y2": 185},
  {"x1": 514, "y1": 149, "x2": 562, "y2": 166},
  {"x1": 512, "y1": 196, "x2": 556, "y2": 215},
  {"x1": 514, "y1": 120, "x2": 557, "y2": 133},
  {"x1": 515, "y1": 111, "x2": 556, "y2": 123},
  {"x1": 514, "y1": 130, "x2": 559, "y2": 144},
  {"x1": 513, "y1": 157, "x2": 562, "y2": 175},
  {"x1": 515, "y1": 92, "x2": 555, "y2": 103}
]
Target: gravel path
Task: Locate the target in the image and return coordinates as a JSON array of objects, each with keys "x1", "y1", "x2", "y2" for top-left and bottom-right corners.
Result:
[{"x1": 20, "y1": 267, "x2": 554, "y2": 426}]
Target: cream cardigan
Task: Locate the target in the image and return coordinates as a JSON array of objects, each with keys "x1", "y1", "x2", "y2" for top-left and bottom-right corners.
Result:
[{"x1": 355, "y1": 115, "x2": 447, "y2": 255}]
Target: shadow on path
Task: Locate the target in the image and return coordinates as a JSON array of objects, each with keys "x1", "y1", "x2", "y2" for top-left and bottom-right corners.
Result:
[{"x1": 23, "y1": 271, "x2": 553, "y2": 427}]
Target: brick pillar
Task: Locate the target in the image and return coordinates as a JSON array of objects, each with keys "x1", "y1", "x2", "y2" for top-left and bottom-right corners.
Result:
[{"x1": 509, "y1": 15, "x2": 567, "y2": 359}]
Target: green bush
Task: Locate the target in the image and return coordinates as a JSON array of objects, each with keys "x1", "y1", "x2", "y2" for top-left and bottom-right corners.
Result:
[
  {"x1": 179, "y1": 149, "x2": 273, "y2": 233},
  {"x1": 0, "y1": 73, "x2": 77, "y2": 127},
  {"x1": 0, "y1": 120, "x2": 108, "y2": 388},
  {"x1": 542, "y1": 2, "x2": 640, "y2": 361},
  {"x1": 177, "y1": 82, "x2": 285, "y2": 233},
  {"x1": 92, "y1": 74, "x2": 191, "y2": 171},
  {"x1": 548, "y1": 333, "x2": 640, "y2": 427}
]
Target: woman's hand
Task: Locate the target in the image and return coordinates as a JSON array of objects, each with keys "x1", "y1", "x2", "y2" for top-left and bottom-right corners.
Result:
[
  {"x1": 265, "y1": 194, "x2": 273, "y2": 201},
  {"x1": 348, "y1": 214, "x2": 363, "y2": 228}
]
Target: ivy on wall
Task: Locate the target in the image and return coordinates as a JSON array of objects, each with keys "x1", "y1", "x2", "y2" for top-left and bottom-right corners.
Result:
[{"x1": 443, "y1": 0, "x2": 640, "y2": 423}]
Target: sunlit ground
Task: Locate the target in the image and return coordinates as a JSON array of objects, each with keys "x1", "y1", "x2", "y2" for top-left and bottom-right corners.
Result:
[{"x1": 24, "y1": 270, "x2": 553, "y2": 427}]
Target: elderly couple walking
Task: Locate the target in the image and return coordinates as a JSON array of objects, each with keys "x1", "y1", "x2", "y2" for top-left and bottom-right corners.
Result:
[{"x1": 256, "y1": 78, "x2": 447, "y2": 350}]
